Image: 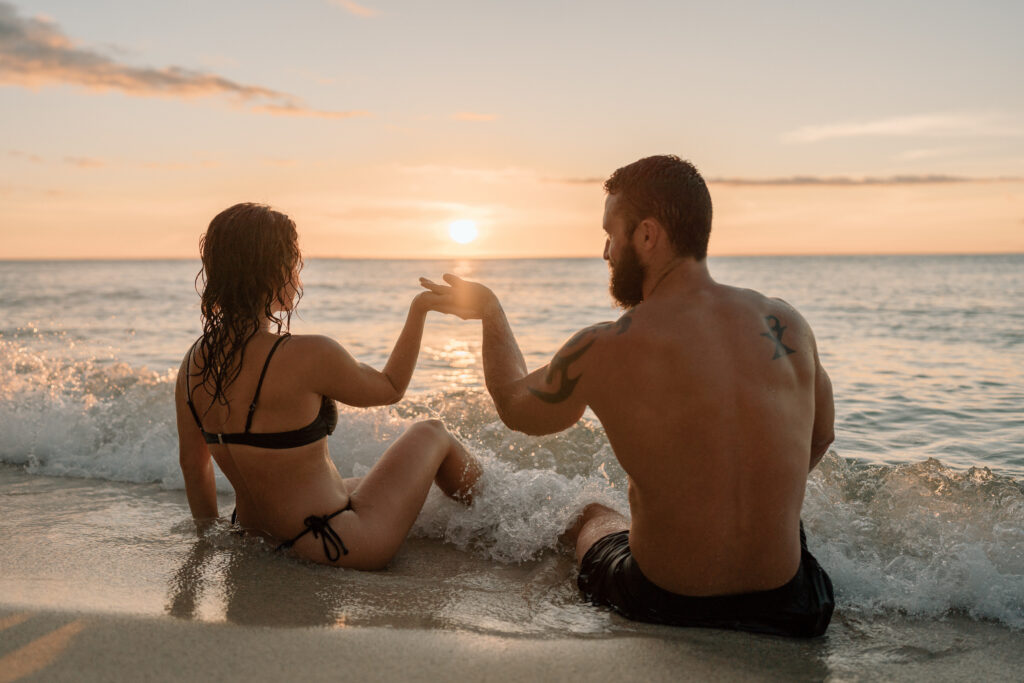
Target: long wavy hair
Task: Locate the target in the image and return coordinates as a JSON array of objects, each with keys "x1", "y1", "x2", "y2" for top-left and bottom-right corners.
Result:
[{"x1": 192, "y1": 203, "x2": 303, "y2": 413}]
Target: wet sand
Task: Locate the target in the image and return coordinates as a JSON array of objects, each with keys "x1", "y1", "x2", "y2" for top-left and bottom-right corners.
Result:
[
  {"x1": 2, "y1": 466, "x2": 1022, "y2": 682},
  {"x1": 4, "y1": 605, "x2": 1024, "y2": 682}
]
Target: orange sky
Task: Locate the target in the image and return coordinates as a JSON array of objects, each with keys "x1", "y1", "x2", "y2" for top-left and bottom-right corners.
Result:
[{"x1": 1, "y1": 1, "x2": 1022, "y2": 259}]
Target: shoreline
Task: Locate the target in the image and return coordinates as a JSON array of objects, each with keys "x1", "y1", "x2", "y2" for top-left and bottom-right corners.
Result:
[{"x1": 2, "y1": 466, "x2": 1023, "y2": 681}]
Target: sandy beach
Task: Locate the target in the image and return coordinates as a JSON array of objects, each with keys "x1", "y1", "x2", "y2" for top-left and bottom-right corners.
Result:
[
  {"x1": 2, "y1": 604, "x2": 1020, "y2": 683},
  {"x1": 2, "y1": 465, "x2": 1022, "y2": 682}
]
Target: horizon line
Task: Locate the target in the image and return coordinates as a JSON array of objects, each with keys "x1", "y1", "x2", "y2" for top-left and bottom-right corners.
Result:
[{"x1": 3, "y1": 250, "x2": 1022, "y2": 263}]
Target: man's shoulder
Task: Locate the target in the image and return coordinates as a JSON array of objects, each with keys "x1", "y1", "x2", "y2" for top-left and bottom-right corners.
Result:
[
  {"x1": 551, "y1": 314, "x2": 634, "y2": 370},
  {"x1": 565, "y1": 313, "x2": 633, "y2": 344},
  {"x1": 719, "y1": 285, "x2": 812, "y2": 329}
]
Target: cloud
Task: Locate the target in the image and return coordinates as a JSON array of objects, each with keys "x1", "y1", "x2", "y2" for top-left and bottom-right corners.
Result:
[
  {"x1": 64, "y1": 156, "x2": 105, "y2": 168},
  {"x1": 142, "y1": 160, "x2": 220, "y2": 170},
  {"x1": 709, "y1": 175, "x2": 1022, "y2": 186},
  {"x1": 549, "y1": 176, "x2": 604, "y2": 185},
  {"x1": 250, "y1": 103, "x2": 369, "y2": 119},
  {"x1": 453, "y1": 111, "x2": 498, "y2": 122},
  {"x1": 0, "y1": 185, "x2": 64, "y2": 197},
  {"x1": 8, "y1": 149, "x2": 43, "y2": 162},
  {"x1": 548, "y1": 174, "x2": 1023, "y2": 186},
  {"x1": 783, "y1": 113, "x2": 1023, "y2": 144},
  {"x1": 893, "y1": 147, "x2": 966, "y2": 162},
  {"x1": 320, "y1": 200, "x2": 479, "y2": 223},
  {"x1": 0, "y1": 2, "x2": 362, "y2": 118},
  {"x1": 397, "y1": 164, "x2": 532, "y2": 182},
  {"x1": 329, "y1": 0, "x2": 378, "y2": 18}
]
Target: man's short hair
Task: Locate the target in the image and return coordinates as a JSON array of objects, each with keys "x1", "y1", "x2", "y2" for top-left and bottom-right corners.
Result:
[{"x1": 604, "y1": 155, "x2": 713, "y2": 260}]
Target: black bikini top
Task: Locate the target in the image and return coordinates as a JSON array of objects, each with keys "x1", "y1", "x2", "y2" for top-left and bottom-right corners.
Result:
[{"x1": 186, "y1": 334, "x2": 338, "y2": 449}]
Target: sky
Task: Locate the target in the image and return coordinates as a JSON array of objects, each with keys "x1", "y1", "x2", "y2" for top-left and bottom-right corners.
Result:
[{"x1": 1, "y1": 0, "x2": 1022, "y2": 259}]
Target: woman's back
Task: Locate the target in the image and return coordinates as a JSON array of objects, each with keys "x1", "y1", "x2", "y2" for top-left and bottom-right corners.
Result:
[{"x1": 182, "y1": 332, "x2": 348, "y2": 539}]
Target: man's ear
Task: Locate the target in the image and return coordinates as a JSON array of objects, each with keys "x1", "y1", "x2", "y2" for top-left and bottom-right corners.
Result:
[{"x1": 634, "y1": 217, "x2": 663, "y2": 254}]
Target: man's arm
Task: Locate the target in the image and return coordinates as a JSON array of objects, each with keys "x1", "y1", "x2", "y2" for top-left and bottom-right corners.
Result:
[
  {"x1": 421, "y1": 274, "x2": 601, "y2": 435},
  {"x1": 809, "y1": 340, "x2": 835, "y2": 471}
]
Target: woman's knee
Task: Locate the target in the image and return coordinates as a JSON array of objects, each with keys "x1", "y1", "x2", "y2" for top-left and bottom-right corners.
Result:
[{"x1": 404, "y1": 418, "x2": 449, "y2": 441}]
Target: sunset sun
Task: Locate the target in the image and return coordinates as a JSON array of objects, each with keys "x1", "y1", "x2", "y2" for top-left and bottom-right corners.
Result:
[{"x1": 448, "y1": 219, "x2": 478, "y2": 244}]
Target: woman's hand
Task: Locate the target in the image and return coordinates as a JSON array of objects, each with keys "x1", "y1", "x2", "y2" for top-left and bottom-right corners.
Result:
[
  {"x1": 418, "y1": 274, "x2": 499, "y2": 320},
  {"x1": 411, "y1": 290, "x2": 441, "y2": 315}
]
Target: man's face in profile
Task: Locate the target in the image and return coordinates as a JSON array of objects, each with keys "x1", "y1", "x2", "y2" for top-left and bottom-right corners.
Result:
[{"x1": 603, "y1": 194, "x2": 645, "y2": 308}]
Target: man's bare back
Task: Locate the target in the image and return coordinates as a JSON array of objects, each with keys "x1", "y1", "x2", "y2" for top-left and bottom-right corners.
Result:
[
  {"x1": 560, "y1": 273, "x2": 826, "y2": 595},
  {"x1": 422, "y1": 154, "x2": 835, "y2": 637}
]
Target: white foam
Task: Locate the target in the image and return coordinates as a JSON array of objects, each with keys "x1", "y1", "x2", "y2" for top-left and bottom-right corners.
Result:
[
  {"x1": 2, "y1": 340, "x2": 1021, "y2": 628},
  {"x1": 805, "y1": 454, "x2": 1024, "y2": 629}
]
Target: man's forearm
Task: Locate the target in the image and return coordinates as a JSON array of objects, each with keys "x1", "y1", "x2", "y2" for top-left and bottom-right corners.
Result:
[{"x1": 481, "y1": 301, "x2": 528, "y2": 401}]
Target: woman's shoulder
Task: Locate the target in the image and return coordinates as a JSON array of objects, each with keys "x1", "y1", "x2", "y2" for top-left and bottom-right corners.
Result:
[{"x1": 280, "y1": 334, "x2": 351, "y2": 363}]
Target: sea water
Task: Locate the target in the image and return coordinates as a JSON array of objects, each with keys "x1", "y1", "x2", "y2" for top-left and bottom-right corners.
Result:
[{"x1": 0, "y1": 255, "x2": 1022, "y2": 631}]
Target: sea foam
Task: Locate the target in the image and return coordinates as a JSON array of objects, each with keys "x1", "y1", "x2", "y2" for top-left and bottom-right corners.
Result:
[{"x1": 1, "y1": 339, "x2": 1021, "y2": 629}]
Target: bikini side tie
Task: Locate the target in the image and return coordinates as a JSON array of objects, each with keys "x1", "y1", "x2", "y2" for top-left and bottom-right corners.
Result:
[{"x1": 302, "y1": 512, "x2": 349, "y2": 562}]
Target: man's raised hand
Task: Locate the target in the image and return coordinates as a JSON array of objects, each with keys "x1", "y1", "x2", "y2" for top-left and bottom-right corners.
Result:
[{"x1": 418, "y1": 274, "x2": 499, "y2": 320}]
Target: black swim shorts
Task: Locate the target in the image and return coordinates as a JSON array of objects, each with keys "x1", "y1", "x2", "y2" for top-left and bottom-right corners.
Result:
[{"x1": 577, "y1": 523, "x2": 834, "y2": 638}]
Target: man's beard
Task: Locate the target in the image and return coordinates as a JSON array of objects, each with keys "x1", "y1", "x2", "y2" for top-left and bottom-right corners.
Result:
[{"x1": 609, "y1": 241, "x2": 645, "y2": 308}]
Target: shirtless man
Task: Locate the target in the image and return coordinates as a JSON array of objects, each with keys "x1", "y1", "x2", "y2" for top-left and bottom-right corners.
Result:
[{"x1": 421, "y1": 155, "x2": 835, "y2": 637}]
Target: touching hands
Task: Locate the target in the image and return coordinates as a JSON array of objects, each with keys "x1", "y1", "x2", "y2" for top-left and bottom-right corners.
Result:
[{"x1": 418, "y1": 274, "x2": 499, "y2": 320}]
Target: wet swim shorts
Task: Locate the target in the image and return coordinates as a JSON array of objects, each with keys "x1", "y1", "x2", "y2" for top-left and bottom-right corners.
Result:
[{"x1": 577, "y1": 523, "x2": 834, "y2": 638}]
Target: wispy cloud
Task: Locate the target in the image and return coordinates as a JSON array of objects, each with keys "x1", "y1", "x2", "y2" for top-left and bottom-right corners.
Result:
[
  {"x1": 64, "y1": 156, "x2": 105, "y2": 168},
  {"x1": 322, "y1": 200, "x2": 480, "y2": 223},
  {"x1": 893, "y1": 147, "x2": 965, "y2": 162},
  {"x1": 783, "y1": 113, "x2": 1023, "y2": 144},
  {"x1": 0, "y1": 2, "x2": 363, "y2": 118},
  {"x1": 142, "y1": 160, "x2": 220, "y2": 170},
  {"x1": 549, "y1": 174, "x2": 1023, "y2": 186},
  {"x1": 398, "y1": 164, "x2": 531, "y2": 182},
  {"x1": 0, "y1": 185, "x2": 65, "y2": 197},
  {"x1": 550, "y1": 176, "x2": 604, "y2": 185},
  {"x1": 329, "y1": 0, "x2": 378, "y2": 18},
  {"x1": 250, "y1": 103, "x2": 369, "y2": 119},
  {"x1": 8, "y1": 149, "x2": 43, "y2": 162},
  {"x1": 453, "y1": 111, "x2": 499, "y2": 122},
  {"x1": 709, "y1": 175, "x2": 1022, "y2": 186}
]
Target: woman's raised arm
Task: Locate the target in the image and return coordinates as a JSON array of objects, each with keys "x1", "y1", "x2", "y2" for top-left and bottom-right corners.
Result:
[{"x1": 307, "y1": 292, "x2": 442, "y2": 407}]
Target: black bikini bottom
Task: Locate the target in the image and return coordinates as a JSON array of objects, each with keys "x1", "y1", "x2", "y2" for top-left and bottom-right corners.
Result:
[
  {"x1": 577, "y1": 522, "x2": 834, "y2": 638},
  {"x1": 230, "y1": 502, "x2": 354, "y2": 562}
]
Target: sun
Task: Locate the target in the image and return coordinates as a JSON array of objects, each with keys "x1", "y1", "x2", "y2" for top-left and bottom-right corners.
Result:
[{"x1": 448, "y1": 219, "x2": 478, "y2": 244}]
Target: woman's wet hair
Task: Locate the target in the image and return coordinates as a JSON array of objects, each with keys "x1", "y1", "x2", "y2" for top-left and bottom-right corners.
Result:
[{"x1": 193, "y1": 203, "x2": 302, "y2": 412}]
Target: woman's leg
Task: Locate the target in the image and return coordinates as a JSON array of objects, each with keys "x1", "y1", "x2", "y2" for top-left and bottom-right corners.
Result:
[{"x1": 334, "y1": 419, "x2": 481, "y2": 569}]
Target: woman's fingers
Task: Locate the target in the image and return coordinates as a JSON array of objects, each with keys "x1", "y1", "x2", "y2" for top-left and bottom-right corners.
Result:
[{"x1": 419, "y1": 277, "x2": 450, "y2": 294}]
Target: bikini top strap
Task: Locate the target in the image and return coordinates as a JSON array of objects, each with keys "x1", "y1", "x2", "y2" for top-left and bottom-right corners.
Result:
[
  {"x1": 184, "y1": 338, "x2": 205, "y2": 430},
  {"x1": 244, "y1": 334, "x2": 291, "y2": 433}
]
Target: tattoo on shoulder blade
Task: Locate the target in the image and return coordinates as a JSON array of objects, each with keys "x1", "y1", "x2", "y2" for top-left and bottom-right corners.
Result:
[{"x1": 760, "y1": 315, "x2": 796, "y2": 360}]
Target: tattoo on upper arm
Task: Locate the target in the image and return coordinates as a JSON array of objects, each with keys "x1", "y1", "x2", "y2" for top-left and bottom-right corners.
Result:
[
  {"x1": 529, "y1": 339, "x2": 596, "y2": 403},
  {"x1": 527, "y1": 314, "x2": 631, "y2": 404},
  {"x1": 761, "y1": 315, "x2": 796, "y2": 360}
]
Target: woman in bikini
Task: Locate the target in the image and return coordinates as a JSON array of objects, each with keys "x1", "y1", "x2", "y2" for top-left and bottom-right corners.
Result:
[{"x1": 174, "y1": 202, "x2": 481, "y2": 569}]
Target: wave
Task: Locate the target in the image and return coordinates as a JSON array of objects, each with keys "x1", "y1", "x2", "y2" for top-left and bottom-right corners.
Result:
[{"x1": 1, "y1": 340, "x2": 1021, "y2": 629}]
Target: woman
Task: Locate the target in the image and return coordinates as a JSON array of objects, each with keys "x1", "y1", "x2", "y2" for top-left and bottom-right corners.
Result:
[{"x1": 174, "y1": 203, "x2": 481, "y2": 569}]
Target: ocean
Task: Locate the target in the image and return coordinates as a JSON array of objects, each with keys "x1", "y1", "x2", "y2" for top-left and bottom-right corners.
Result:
[{"x1": 1, "y1": 255, "x2": 1022, "y2": 672}]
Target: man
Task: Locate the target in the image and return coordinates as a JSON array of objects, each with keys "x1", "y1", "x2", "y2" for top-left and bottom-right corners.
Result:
[{"x1": 421, "y1": 155, "x2": 835, "y2": 637}]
